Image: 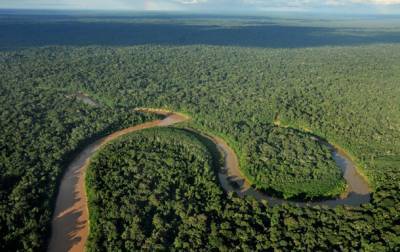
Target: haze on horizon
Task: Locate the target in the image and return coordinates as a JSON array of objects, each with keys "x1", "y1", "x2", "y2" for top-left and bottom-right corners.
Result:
[{"x1": 1, "y1": 0, "x2": 400, "y2": 15}]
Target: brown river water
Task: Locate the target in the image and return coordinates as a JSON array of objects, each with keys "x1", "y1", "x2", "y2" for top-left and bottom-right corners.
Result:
[
  {"x1": 47, "y1": 110, "x2": 188, "y2": 252},
  {"x1": 48, "y1": 107, "x2": 371, "y2": 251},
  {"x1": 215, "y1": 135, "x2": 371, "y2": 208}
]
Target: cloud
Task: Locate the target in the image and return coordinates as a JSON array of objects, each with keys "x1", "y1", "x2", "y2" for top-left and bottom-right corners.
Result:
[
  {"x1": 0, "y1": 0, "x2": 400, "y2": 13},
  {"x1": 176, "y1": 0, "x2": 208, "y2": 4},
  {"x1": 326, "y1": 0, "x2": 400, "y2": 4},
  {"x1": 353, "y1": 0, "x2": 400, "y2": 4}
]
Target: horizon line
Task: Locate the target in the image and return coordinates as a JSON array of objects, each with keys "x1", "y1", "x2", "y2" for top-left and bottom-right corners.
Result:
[{"x1": 1, "y1": 8, "x2": 400, "y2": 17}]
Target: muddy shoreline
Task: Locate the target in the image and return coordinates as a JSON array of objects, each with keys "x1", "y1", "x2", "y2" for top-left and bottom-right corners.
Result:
[
  {"x1": 47, "y1": 111, "x2": 188, "y2": 252},
  {"x1": 215, "y1": 134, "x2": 371, "y2": 208},
  {"x1": 48, "y1": 106, "x2": 371, "y2": 251}
]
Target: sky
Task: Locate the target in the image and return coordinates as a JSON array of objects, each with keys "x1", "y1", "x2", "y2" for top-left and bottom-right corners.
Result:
[{"x1": 1, "y1": 0, "x2": 400, "y2": 14}]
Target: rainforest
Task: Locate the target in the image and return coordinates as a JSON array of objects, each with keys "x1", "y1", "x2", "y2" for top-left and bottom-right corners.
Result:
[{"x1": 0, "y1": 12, "x2": 400, "y2": 251}]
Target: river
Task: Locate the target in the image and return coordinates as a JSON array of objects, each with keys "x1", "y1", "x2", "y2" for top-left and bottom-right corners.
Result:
[
  {"x1": 48, "y1": 107, "x2": 371, "y2": 252},
  {"x1": 47, "y1": 111, "x2": 188, "y2": 252}
]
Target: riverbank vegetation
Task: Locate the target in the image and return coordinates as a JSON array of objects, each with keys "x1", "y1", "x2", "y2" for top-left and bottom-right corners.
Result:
[
  {"x1": 0, "y1": 85, "x2": 157, "y2": 251},
  {"x1": 243, "y1": 125, "x2": 346, "y2": 199},
  {"x1": 1, "y1": 15, "x2": 400, "y2": 249},
  {"x1": 86, "y1": 128, "x2": 221, "y2": 251},
  {"x1": 86, "y1": 128, "x2": 400, "y2": 251}
]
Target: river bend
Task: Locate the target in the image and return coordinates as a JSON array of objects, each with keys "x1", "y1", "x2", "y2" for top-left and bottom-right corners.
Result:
[{"x1": 48, "y1": 109, "x2": 371, "y2": 252}]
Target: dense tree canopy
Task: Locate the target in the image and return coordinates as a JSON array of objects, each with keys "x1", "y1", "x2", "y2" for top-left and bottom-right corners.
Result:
[
  {"x1": 243, "y1": 125, "x2": 346, "y2": 199},
  {"x1": 0, "y1": 17, "x2": 400, "y2": 250},
  {"x1": 86, "y1": 128, "x2": 400, "y2": 251},
  {"x1": 0, "y1": 85, "x2": 157, "y2": 251},
  {"x1": 86, "y1": 128, "x2": 223, "y2": 251}
]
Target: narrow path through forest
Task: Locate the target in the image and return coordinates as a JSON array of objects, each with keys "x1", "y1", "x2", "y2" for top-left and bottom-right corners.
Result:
[{"x1": 48, "y1": 105, "x2": 371, "y2": 252}]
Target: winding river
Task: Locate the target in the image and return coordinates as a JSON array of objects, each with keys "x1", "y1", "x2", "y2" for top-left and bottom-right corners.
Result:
[{"x1": 48, "y1": 108, "x2": 371, "y2": 252}]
